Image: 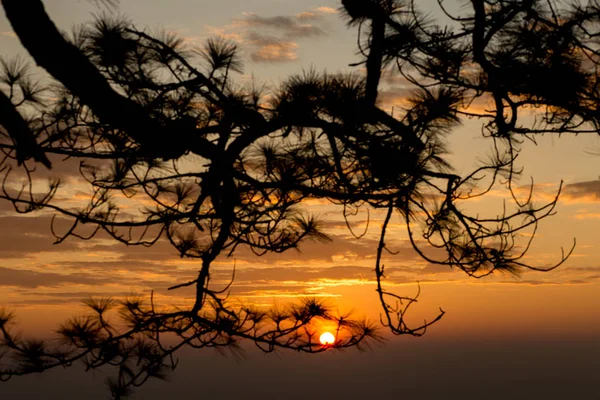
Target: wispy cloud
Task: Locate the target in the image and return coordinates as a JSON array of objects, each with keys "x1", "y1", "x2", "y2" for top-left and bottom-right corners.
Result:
[
  {"x1": 572, "y1": 212, "x2": 600, "y2": 219},
  {"x1": 313, "y1": 6, "x2": 338, "y2": 15},
  {"x1": 0, "y1": 31, "x2": 16, "y2": 39}
]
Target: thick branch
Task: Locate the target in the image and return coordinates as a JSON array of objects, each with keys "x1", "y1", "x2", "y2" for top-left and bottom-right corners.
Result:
[
  {"x1": 1, "y1": 0, "x2": 214, "y2": 161},
  {"x1": 0, "y1": 90, "x2": 50, "y2": 167}
]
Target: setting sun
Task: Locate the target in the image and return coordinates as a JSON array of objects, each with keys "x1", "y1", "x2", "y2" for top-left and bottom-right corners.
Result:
[{"x1": 319, "y1": 332, "x2": 335, "y2": 346}]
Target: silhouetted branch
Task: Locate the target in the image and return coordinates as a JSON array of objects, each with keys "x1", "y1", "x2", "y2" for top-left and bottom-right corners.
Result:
[{"x1": 0, "y1": 0, "x2": 592, "y2": 397}]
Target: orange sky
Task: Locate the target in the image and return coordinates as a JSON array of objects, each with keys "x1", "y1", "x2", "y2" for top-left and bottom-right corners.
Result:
[{"x1": 0, "y1": 0, "x2": 598, "y2": 335}]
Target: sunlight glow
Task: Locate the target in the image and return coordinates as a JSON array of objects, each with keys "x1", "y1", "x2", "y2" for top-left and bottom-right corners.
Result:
[{"x1": 319, "y1": 331, "x2": 335, "y2": 346}]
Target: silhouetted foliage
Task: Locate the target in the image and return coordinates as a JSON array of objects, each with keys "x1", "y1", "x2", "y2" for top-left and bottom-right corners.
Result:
[{"x1": 2, "y1": 0, "x2": 596, "y2": 397}]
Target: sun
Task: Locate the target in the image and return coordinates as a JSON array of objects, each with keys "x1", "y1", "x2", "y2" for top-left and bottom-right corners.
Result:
[{"x1": 319, "y1": 331, "x2": 335, "y2": 346}]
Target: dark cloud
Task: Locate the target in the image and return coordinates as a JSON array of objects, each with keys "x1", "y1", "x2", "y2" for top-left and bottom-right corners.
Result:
[
  {"x1": 564, "y1": 266, "x2": 600, "y2": 273},
  {"x1": 238, "y1": 14, "x2": 326, "y2": 38},
  {"x1": 5, "y1": 291, "x2": 138, "y2": 305},
  {"x1": 245, "y1": 32, "x2": 299, "y2": 62},
  {"x1": 106, "y1": 239, "x2": 181, "y2": 261},
  {"x1": 563, "y1": 179, "x2": 600, "y2": 201},
  {"x1": 0, "y1": 264, "x2": 194, "y2": 296},
  {"x1": 0, "y1": 207, "x2": 186, "y2": 263},
  {"x1": 0, "y1": 214, "x2": 79, "y2": 257},
  {"x1": 381, "y1": 72, "x2": 412, "y2": 87},
  {"x1": 0, "y1": 266, "x2": 112, "y2": 288},
  {"x1": 320, "y1": 219, "x2": 370, "y2": 231},
  {"x1": 55, "y1": 260, "x2": 182, "y2": 275},
  {"x1": 4, "y1": 156, "x2": 110, "y2": 188},
  {"x1": 0, "y1": 198, "x2": 22, "y2": 215}
]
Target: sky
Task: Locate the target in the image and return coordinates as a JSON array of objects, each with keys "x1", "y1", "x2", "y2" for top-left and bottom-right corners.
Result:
[{"x1": 1, "y1": 0, "x2": 600, "y2": 398}]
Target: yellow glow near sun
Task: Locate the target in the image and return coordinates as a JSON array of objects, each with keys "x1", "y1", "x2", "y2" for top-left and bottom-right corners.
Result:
[{"x1": 319, "y1": 331, "x2": 335, "y2": 345}]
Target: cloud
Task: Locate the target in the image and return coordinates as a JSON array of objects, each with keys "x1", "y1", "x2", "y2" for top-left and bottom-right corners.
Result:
[
  {"x1": 236, "y1": 13, "x2": 326, "y2": 38},
  {"x1": 378, "y1": 82, "x2": 493, "y2": 116},
  {"x1": 55, "y1": 260, "x2": 177, "y2": 273},
  {"x1": 209, "y1": 265, "x2": 418, "y2": 297},
  {"x1": 313, "y1": 7, "x2": 338, "y2": 14},
  {"x1": 565, "y1": 266, "x2": 600, "y2": 273},
  {"x1": 493, "y1": 279, "x2": 594, "y2": 286},
  {"x1": 0, "y1": 215, "x2": 80, "y2": 258},
  {"x1": 246, "y1": 33, "x2": 299, "y2": 62},
  {"x1": 3, "y1": 155, "x2": 111, "y2": 190},
  {"x1": 208, "y1": 7, "x2": 334, "y2": 63},
  {"x1": 5, "y1": 291, "x2": 138, "y2": 306},
  {"x1": 572, "y1": 212, "x2": 600, "y2": 219},
  {"x1": 0, "y1": 266, "x2": 112, "y2": 288},
  {"x1": 377, "y1": 88, "x2": 413, "y2": 110},
  {"x1": 0, "y1": 261, "x2": 197, "y2": 296},
  {"x1": 563, "y1": 179, "x2": 600, "y2": 203},
  {"x1": 94, "y1": 238, "x2": 183, "y2": 262},
  {"x1": 504, "y1": 179, "x2": 600, "y2": 206}
]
